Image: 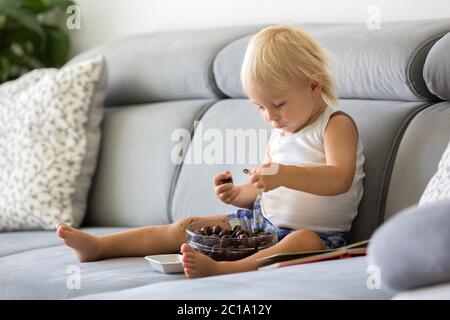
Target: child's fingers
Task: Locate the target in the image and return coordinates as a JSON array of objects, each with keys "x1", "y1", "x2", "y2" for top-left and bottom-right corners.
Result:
[
  {"x1": 224, "y1": 188, "x2": 240, "y2": 203},
  {"x1": 213, "y1": 171, "x2": 232, "y2": 186},
  {"x1": 221, "y1": 186, "x2": 237, "y2": 198},
  {"x1": 250, "y1": 176, "x2": 264, "y2": 189},
  {"x1": 217, "y1": 190, "x2": 234, "y2": 203},
  {"x1": 221, "y1": 192, "x2": 234, "y2": 204},
  {"x1": 221, "y1": 185, "x2": 241, "y2": 203},
  {"x1": 251, "y1": 166, "x2": 261, "y2": 175},
  {"x1": 225, "y1": 186, "x2": 241, "y2": 203},
  {"x1": 213, "y1": 173, "x2": 227, "y2": 185},
  {"x1": 225, "y1": 193, "x2": 239, "y2": 204},
  {"x1": 215, "y1": 183, "x2": 234, "y2": 195},
  {"x1": 255, "y1": 182, "x2": 264, "y2": 189},
  {"x1": 250, "y1": 173, "x2": 260, "y2": 184}
]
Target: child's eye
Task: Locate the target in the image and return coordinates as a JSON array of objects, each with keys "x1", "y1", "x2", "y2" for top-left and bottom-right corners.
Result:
[
  {"x1": 274, "y1": 102, "x2": 285, "y2": 108},
  {"x1": 258, "y1": 106, "x2": 265, "y2": 111}
]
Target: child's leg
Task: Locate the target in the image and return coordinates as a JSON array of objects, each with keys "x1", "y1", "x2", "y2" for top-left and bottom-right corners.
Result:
[
  {"x1": 181, "y1": 229, "x2": 326, "y2": 278},
  {"x1": 57, "y1": 213, "x2": 228, "y2": 262}
]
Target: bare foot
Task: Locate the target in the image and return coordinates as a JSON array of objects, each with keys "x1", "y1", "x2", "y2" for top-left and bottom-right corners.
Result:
[
  {"x1": 56, "y1": 223, "x2": 101, "y2": 262},
  {"x1": 181, "y1": 243, "x2": 223, "y2": 278}
]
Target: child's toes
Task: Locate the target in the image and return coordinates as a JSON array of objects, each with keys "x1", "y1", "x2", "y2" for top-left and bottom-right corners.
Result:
[
  {"x1": 57, "y1": 222, "x2": 67, "y2": 229},
  {"x1": 57, "y1": 226, "x2": 67, "y2": 238},
  {"x1": 58, "y1": 223, "x2": 70, "y2": 231},
  {"x1": 182, "y1": 252, "x2": 195, "y2": 262},
  {"x1": 183, "y1": 266, "x2": 195, "y2": 278},
  {"x1": 180, "y1": 243, "x2": 196, "y2": 254},
  {"x1": 183, "y1": 259, "x2": 194, "y2": 267},
  {"x1": 56, "y1": 224, "x2": 75, "y2": 239}
]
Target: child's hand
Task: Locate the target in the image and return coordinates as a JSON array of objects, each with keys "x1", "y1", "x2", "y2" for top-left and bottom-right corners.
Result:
[
  {"x1": 250, "y1": 162, "x2": 283, "y2": 192},
  {"x1": 213, "y1": 171, "x2": 242, "y2": 204}
]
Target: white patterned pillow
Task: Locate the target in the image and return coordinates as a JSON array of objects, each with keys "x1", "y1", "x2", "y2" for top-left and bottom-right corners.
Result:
[
  {"x1": 0, "y1": 55, "x2": 107, "y2": 231},
  {"x1": 419, "y1": 139, "x2": 450, "y2": 205}
]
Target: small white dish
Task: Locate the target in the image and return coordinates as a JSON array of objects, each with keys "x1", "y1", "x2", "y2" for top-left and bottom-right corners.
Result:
[{"x1": 145, "y1": 254, "x2": 184, "y2": 274}]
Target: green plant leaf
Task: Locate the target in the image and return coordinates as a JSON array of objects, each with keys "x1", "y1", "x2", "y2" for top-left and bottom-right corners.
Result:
[
  {"x1": 22, "y1": 0, "x2": 51, "y2": 14},
  {"x1": 0, "y1": 14, "x2": 6, "y2": 29},
  {"x1": 3, "y1": 26, "x2": 41, "y2": 44},
  {"x1": 0, "y1": 0, "x2": 21, "y2": 13},
  {"x1": 5, "y1": 7, "x2": 45, "y2": 43},
  {"x1": 0, "y1": 55, "x2": 11, "y2": 82},
  {"x1": 43, "y1": 0, "x2": 75, "y2": 11},
  {"x1": 42, "y1": 24, "x2": 69, "y2": 66},
  {"x1": 0, "y1": 0, "x2": 74, "y2": 84}
]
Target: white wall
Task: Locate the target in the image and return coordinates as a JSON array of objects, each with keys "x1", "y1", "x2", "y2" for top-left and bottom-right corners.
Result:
[{"x1": 69, "y1": 0, "x2": 450, "y2": 56}]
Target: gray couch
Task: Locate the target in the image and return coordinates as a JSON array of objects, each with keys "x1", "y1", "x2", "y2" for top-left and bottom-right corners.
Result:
[{"x1": 1, "y1": 19, "x2": 450, "y2": 300}]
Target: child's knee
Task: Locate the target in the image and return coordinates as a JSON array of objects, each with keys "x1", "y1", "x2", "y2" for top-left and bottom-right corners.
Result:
[
  {"x1": 283, "y1": 229, "x2": 325, "y2": 250},
  {"x1": 172, "y1": 216, "x2": 198, "y2": 233},
  {"x1": 170, "y1": 214, "x2": 229, "y2": 238}
]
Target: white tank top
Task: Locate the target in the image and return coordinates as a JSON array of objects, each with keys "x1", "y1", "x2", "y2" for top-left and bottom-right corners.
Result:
[{"x1": 260, "y1": 106, "x2": 365, "y2": 233}]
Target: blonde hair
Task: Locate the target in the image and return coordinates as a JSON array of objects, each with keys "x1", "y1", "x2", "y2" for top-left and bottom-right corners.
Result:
[{"x1": 240, "y1": 25, "x2": 338, "y2": 107}]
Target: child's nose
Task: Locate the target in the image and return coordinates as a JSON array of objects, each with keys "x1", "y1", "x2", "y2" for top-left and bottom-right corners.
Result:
[{"x1": 265, "y1": 110, "x2": 280, "y2": 122}]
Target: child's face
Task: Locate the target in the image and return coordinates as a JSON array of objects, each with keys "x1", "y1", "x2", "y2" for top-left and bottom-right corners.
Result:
[{"x1": 247, "y1": 79, "x2": 323, "y2": 134}]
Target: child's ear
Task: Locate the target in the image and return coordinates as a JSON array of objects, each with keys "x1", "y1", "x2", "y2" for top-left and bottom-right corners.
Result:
[{"x1": 309, "y1": 75, "x2": 322, "y2": 97}]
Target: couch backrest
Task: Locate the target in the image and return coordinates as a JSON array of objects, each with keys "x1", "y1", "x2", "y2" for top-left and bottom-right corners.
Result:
[
  {"x1": 214, "y1": 20, "x2": 450, "y2": 101},
  {"x1": 384, "y1": 33, "x2": 450, "y2": 221},
  {"x1": 71, "y1": 26, "x2": 266, "y2": 106},
  {"x1": 72, "y1": 20, "x2": 450, "y2": 242}
]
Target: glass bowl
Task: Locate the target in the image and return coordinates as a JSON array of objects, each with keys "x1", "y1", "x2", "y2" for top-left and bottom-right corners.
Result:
[{"x1": 185, "y1": 219, "x2": 278, "y2": 261}]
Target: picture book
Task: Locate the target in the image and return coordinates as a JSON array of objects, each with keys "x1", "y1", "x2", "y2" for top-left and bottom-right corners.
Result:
[{"x1": 257, "y1": 239, "x2": 369, "y2": 271}]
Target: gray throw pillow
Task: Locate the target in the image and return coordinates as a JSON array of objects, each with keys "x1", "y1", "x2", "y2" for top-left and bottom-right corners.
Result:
[{"x1": 368, "y1": 198, "x2": 450, "y2": 291}]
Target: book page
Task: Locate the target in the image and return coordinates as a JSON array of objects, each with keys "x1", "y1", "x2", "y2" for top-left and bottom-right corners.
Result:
[
  {"x1": 257, "y1": 239, "x2": 369, "y2": 263},
  {"x1": 258, "y1": 248, "x2": 368, "y2": 271}
]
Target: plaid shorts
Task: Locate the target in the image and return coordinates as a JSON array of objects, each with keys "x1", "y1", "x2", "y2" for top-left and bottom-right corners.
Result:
[{"x1": 227, "y1": 197, "x2": 350, "y2": 250}]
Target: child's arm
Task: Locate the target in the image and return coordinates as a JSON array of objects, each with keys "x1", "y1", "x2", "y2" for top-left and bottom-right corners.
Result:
[
  {"x1": 229, "y1": 145, "x2": 272, "y2": 209},
  {"x1": 282, "y1": 113, "x2": 357, "y2": 195},
  {"x1": 252, "y1": 114, "x2": 358, "y2": 196},
  {"x1": 229, "y1": 181, "x2": 262, "y2": 209}
]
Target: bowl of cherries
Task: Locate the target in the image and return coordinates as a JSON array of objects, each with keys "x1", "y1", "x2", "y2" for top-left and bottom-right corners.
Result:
[{"x1": 185, "y1": 219, "x2": 278, "y2": 261}]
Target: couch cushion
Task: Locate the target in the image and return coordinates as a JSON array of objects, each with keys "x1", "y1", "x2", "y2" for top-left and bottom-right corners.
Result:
[
  {"x1": 171, "y1": 99, "x2": 428, "y2": 241},
  {"x1": 75, "y1": 256, "x2": 396, "y2": 300},
  {"x1": 385, "y1": 102, "x2": 450, "y2": 220},
  {"x1": 70, "y1": 26, "x2": 265, "y2": 106},
  {"x1": 0, "y1": 231, "x2": 396, "y2": 300},
  {"x1": 84, "y1": 100, "x2": 216, "y2": 227},
  {"x1": 0, "y1": 230, "x2": 62, "y2": 258},
  {"x1": 424, "y1": 33, "x2": 450, "y2": 100},
  {"x1": 0, "y1": 228, "x2": 186, "y2": 299},
  {"x1": 0, "y1": 228, "x2": 127, "y2": 258},
  {"x1": 214, "y1": 20, "x2": 450, "y2": 101}
]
